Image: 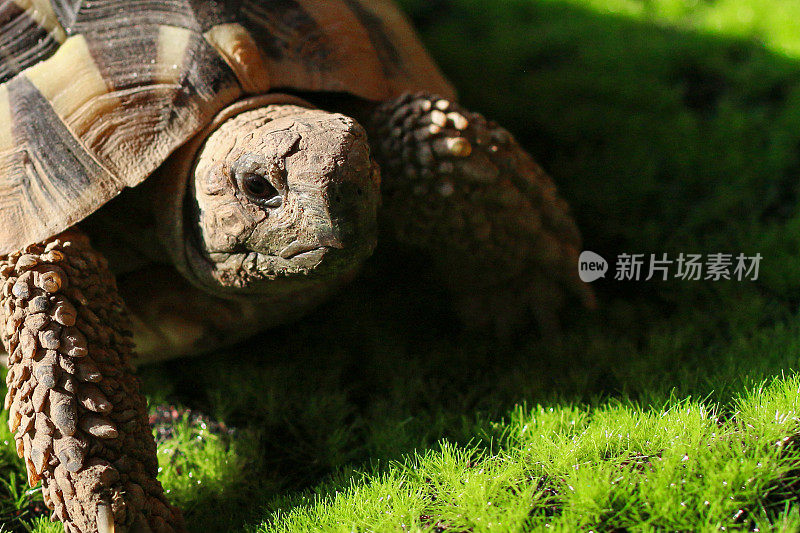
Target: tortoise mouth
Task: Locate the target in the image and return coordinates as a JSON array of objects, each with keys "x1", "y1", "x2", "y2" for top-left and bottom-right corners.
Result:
[
  {"x1": 182, "y1": 237, "x2": 376, "y2": 296},
  {"x1": 282, "y1": 245, "x2": 329, "y2": 261}
]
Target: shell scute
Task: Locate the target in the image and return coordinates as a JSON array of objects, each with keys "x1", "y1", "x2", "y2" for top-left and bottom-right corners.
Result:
[{"x1": 0, "y1": 0, "x2": 454, "y2": 254}]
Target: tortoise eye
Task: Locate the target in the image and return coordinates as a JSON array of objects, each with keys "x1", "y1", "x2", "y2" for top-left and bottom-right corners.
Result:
[{"x1": 240, "y1": 173, "x2": 282, "y2": 208}]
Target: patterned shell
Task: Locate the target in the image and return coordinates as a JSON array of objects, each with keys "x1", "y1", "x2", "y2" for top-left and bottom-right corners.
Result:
[{"x1": 0, "y1": 0, "x2": 455, "y2": 255}]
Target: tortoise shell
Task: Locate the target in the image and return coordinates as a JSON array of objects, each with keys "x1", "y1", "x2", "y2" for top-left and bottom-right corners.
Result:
[{"x1": 0, "y1": 0, "x2": 455, "y2": 255}]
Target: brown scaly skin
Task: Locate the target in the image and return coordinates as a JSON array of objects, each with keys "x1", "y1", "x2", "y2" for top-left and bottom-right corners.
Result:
[
  {"x1": 363, "y1": 92, "x2": 594, "y2": 335},
  {"x1": 0, "y1": 231, "x2": 184, "y2": 533}
]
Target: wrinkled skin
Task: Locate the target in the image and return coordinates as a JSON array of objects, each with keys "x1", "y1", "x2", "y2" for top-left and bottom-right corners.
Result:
[{"x1": 183, "y1": 105, "x2": 380, "y2": 294}]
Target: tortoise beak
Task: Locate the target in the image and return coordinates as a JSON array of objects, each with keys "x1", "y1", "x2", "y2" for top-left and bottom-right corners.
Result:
[{"x1": 278, "y1": 236, "x2": 342, "y2": 260}]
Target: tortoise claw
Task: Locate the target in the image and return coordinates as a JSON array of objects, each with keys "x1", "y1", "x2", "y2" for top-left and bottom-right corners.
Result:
[{"x1": 96, "y1": 503, "x2": 115, "y2": 533}]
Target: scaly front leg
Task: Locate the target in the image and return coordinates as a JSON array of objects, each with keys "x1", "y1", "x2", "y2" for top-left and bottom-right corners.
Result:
[
  {"x1": 365, "y1": 93, "x2": 594, "y2": 335},
  {"x1": 0, "y1": 231, "x2": 184, "y2": 532}
]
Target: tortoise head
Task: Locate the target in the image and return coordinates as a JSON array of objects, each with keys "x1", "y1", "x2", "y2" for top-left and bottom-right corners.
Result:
[{"x1": 156, "y1": 96, "x2": 380, "y2": 296}]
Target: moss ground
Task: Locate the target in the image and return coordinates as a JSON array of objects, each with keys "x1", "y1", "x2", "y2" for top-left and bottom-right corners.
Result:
[{"x1": 7, "y1": 0, "x2": 800, "y2": 531}]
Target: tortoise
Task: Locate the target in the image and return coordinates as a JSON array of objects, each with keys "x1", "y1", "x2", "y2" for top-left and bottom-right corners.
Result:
[{"x1": 0, "y1": 1, "x2": 593, "y2": 532}]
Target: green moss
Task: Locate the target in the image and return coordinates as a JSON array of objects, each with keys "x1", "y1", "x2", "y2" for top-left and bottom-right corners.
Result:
[{"x1": 260, "y1": 379, "x2": 800, "y2": 532}]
